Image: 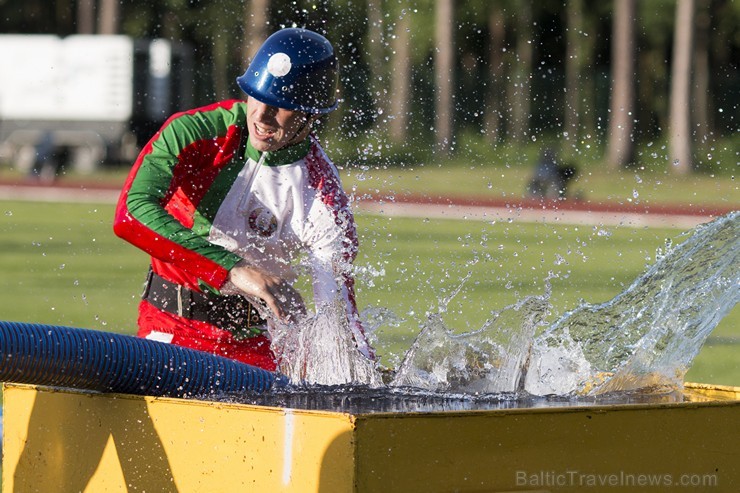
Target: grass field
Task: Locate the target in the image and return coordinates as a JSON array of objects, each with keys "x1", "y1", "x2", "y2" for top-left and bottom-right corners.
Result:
[
  {"x1": 0, "y1": 199, "x2": 737, "y2": 386},
  {"x1": 339, "y1": 159, "x2": 738, "y2": 210}
]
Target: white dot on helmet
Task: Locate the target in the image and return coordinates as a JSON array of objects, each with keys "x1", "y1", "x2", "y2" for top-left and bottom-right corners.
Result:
[{"x1": 267, "y1": 53, "x2": 292, "y2": 77}]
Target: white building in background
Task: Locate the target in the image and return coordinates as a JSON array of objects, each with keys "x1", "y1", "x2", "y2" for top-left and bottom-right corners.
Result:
[{"x1": 0, "y1": 35, "x2": 192, "y2": 174}]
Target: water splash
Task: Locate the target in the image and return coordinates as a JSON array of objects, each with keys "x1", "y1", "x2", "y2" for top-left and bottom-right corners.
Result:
[
  {"x1": 391, "y1": 292, "x2": 548, "y2": 394},
  {"x1": 266, "y1": 212, "x2": 738, "y2": 402},
  {"x1": 268, "y1": 300, "x2": 383, "y2": 387},
  {"x1": 525, "y1": 211, "x2": 739, "y2": 396},
  {"x1": 234, "y1": 384, "x2": 685, "y2": 414}
]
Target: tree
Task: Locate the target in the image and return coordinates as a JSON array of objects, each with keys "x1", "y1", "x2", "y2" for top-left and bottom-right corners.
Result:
[
  {"x1": 563, "y1": 0, "x2": 584, "y2": 145},
  {"x1": 668, "y1": 0, "x2": 695, "y2": 174},
  {"x1": 365, "y1": 0, "x2": 387, "y2": 120},
  {"x1": 484, "y1": 3, "x2": 506, "y2": 143},
  {"x1": 77, "y1": 0, "x2": 95, "y2": 34},
  {"x1": 508, "y1": 0, "x2": 533, "y2": 142},
  {"x1": 98, "y1": 0, "x2": 120, "y2": 34},
  {"x1": 243, "y1": 0, "x2": 270, "y2": 61},
  {"x1": 389, "y1": 9, "x2": 412, "y2": 144},
  {"x1": 606, "y1": 0, "x2": 636, "y2": 169},
  {"x1": 692, "y1": 0, "x2": 711, "y2": 143},
  {"x1": 434, "y1": 0, "x2": 454, "y2": 152}
]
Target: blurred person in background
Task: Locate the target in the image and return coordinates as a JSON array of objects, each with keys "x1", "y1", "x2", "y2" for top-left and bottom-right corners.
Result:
[{"x1": 526, "y1": 147, "x2": 579, "y2": 200}]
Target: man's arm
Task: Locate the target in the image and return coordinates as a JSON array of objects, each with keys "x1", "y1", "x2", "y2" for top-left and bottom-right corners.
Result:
[
  {"x1": 309, "y1": 254, "x2": 375, "y2": 360},
  {"x1": 223, "y1": 259, "x2": 306, "y2": 323},
  {"x1": 113, "y1": 105, "x2": 244, "y2": 291},
  {"x1": 303, "y1": 141, "x2": 376, "y2": 359}
]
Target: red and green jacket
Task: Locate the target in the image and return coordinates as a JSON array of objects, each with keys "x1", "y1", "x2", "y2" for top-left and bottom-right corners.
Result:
[{"x1": 113, "y1": 99, "x2": 372, "y2": 358}]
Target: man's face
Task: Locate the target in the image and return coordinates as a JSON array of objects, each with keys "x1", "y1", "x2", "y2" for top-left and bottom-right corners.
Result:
[{"x1": 246, "y1": 97, "x2": 310, "y2": 152}]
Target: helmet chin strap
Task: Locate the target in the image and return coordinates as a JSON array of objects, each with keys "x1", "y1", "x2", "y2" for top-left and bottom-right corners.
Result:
[
  {"x1": 257, "y1": 117, "x2": 310, "y2": 161},
  {"x1": 256, "y1": 115, "x2": 311, "y2": 165},
  {"x1": 249, "y1": 100, "x2": 316, "y2": 156},
  {"x1": 280, "y1": 114, "x2": 314, "y2": 150}
]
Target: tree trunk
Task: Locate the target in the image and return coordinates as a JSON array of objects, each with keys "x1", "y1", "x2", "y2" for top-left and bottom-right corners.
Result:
[
  {"x1": 484, "y1": 5, "x2": 505, "y2": 144},
  {"x1": 97, "y1": 0, "x2": 119, "y2": 34},
  {"x1": 668, "y1": 0, "x2": 695, "y2": 175},
  {"x1": 564, "y1": 0, "x2": 583, "y2": 145},
  {"x1": 77, "y1": 0, "x2": 95, "y2": 34},
  {"x1": 606, "y1": 0, "x2": 636, "y2": 169},
  {"x1": 243, "y1": 0, "x2": 270, "y2": 62},
  {"x1": 434, "y1": 0, "x2": 454, "y2": 152},
  {"x1": 212, "y1": 35, "x2": 230, "y2": 100},
  {"x1": 389, "y1": 12, "x2": 411, "y2": 144},
  {"x1": 366, "y1": 0, "x2": 387, "y2": 119},
  {"x1": 692, "y1": 0, "x2": 711, "y2": 143},
  {"x1": 508, "y1": 0, "x2": 533, "y2": 142},
  {"x1": 578, "y1": 5, "x2": 599, "y2": 144}
]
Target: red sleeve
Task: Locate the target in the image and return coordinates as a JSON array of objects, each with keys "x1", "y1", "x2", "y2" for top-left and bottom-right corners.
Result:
[{"x1": 113, "y1": 102, "x2": 245, "y2": 290}]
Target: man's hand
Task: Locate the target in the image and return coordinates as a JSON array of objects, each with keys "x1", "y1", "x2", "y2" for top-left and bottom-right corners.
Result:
[{"x1": 223, "y1": 260, "x2": 306, "y2": 323}]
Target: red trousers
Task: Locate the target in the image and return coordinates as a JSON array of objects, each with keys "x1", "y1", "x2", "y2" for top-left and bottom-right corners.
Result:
[{"x1": 136, "y1": 300, "x2": 276, "y2": 371}]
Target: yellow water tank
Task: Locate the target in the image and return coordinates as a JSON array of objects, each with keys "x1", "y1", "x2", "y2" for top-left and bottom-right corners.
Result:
[{"x1": 3, "y1": 382, "x2": 738, "y2": 492}]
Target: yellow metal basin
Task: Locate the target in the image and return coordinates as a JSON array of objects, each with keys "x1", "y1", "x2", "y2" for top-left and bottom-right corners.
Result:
[{"x1": 3, "y1": 382, "x2": 739, "y2": 492}]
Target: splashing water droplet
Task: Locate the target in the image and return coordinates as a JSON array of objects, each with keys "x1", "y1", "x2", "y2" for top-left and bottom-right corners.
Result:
[{"x1": 241, "y1": 214, "x2": 738, "y2": 411}]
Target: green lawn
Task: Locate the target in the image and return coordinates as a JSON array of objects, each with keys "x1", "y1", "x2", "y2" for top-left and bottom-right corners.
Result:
[
  {"x1": 0, "y1": 201, "x2": 146, "y2": 332},
  {"x1": 341, "y1": 160, "x2": 738, "y2": 210},
  {"x1": 0, "y1": 200, "x2": 737, "y2": 386}
]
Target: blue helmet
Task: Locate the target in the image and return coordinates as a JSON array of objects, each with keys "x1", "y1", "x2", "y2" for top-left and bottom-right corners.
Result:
[{"x1": 237, "y1": 28, "x2": 339, "y2": 114}]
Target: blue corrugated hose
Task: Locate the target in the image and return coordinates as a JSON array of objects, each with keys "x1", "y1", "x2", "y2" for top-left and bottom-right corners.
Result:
[{"x1": 0, "y1": 321, "x2": 283, "y2": 397}]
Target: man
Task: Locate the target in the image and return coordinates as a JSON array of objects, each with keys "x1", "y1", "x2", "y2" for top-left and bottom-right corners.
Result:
[
  {"x1": 114, "y1": 28, "x2": 374, "y2": 371},
  {"x1": 526, "y1": 148, "x2": 578, "y2": 200}
]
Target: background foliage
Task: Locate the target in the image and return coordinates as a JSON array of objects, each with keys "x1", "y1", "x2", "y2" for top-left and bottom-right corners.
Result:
[{"x1": 1, "y1": 0, "x2": 737, "y2": 173}]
